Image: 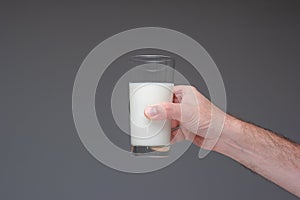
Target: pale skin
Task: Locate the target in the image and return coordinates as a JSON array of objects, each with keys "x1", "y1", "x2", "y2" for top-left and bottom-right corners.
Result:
[{"x1": 144, "y1": 85, "x2": 300, "y2": 198}]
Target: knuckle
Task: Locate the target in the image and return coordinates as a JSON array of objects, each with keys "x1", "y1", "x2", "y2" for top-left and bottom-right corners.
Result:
[{"x1": 191, "y1": 86, "x2": 198, "y2": 92}]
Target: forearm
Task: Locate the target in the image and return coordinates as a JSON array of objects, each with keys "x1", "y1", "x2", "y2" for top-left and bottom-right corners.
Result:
[{"x1": 215, "y1": 115, "x2": 300, "y2": 197}]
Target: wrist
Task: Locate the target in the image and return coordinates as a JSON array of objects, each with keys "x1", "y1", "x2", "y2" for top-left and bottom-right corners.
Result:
[{"x1": 214, "y1": 114, "x2": 244, "y2": 156}]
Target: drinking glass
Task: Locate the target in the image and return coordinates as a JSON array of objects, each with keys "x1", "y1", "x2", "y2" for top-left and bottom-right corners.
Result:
[{"x1": 129, "y1": 54, "x2": 175, "y2": 157}]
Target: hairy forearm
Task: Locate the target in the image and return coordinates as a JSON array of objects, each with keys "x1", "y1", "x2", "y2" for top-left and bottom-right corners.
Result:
[{"x1": 215, "y1": 115, "x2": 300, "y2": 197}]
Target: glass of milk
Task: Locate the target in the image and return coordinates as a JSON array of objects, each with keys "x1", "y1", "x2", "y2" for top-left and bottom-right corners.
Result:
[{"x1": 129, "y1": 55, "x2": 174, "y2": 157}]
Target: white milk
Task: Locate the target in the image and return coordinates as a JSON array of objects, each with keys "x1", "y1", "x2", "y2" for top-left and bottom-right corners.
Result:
[{"x1": 129, "y1": 82, "x2": 174, "y2": 146}]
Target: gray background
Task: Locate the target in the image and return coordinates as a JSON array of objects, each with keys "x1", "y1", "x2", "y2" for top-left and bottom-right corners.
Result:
[{"x1": 1, "y1": 0, "x2": 299, "y2": 199}]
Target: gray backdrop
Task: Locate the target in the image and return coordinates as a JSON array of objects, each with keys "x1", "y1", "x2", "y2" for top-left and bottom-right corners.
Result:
[{"x1": 1, "y1": 0, "x2": 299, "y2": 199}]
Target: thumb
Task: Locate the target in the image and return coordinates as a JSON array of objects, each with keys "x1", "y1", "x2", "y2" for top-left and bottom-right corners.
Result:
[{"x1": 144, "y1": 103, "x2": 181, "y2": 121}]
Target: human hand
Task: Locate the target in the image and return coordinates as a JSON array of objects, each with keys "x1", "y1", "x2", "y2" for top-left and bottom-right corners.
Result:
[{"x1": 144, "y1": 85, "x2": 227, "y2": 150}]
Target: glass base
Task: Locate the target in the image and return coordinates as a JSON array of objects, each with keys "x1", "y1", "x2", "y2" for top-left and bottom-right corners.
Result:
[{"x1": 131, "y1": 145, "x2": 170, "y2": 157}]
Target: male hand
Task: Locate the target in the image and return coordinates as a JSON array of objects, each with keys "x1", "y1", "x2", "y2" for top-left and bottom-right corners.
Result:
[{"x1": 144, "y1": 85, "x2": 227, "y2": 150}]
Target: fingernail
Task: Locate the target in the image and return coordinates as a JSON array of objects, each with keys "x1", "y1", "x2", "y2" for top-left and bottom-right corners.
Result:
[{"x1": 146, "y1": 106, "x2": 159, "y2": 117}]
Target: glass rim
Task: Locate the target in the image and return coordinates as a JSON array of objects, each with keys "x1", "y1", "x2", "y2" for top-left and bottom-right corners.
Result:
[{"x1": 131, "y1": 54, "x2": 174, "y2": 64}]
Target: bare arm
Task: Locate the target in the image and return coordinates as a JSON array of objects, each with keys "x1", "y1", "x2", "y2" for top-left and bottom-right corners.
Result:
[
  {"x1": 215, "y1": 115, "x2": 300, "y2": 197},
  {"x1": 144, "y1": 85, "x2": 300, "y2": 197}
]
